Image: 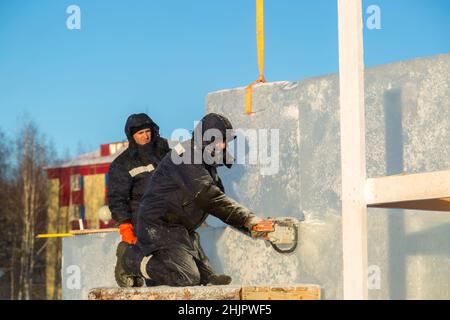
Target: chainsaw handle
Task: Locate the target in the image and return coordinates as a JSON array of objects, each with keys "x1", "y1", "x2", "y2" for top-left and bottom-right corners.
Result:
[
  {"x1": 251, "y1": 219, "x2": 274, "y2": 232},
  {"x1": 269, "y1": 224, "x2": 298, "y2": 254}
]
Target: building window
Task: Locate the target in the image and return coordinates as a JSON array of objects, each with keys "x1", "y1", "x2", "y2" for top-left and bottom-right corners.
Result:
[
  {"x1": 70, "y1": 205, "x2": 80, "y2": 221},
  {"x1": 70, "y1": 205, "x2": 85, "y2": 221},
  {"x1": 71, "y1": 174, "x2": 81, "y2": 191}
]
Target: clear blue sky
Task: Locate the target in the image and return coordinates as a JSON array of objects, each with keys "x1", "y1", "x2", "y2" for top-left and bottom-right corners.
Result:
[{"x1": 0, "y1": 0, "x2": 449, "y2": 157}]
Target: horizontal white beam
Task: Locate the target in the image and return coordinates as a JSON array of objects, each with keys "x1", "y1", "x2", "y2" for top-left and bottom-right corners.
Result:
[{"x1": 366, "y1": 170, "x2": 450, "y2": 211}]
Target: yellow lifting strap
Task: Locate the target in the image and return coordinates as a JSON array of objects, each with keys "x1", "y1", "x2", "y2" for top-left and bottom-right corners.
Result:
[{"x1": 246, "y1": 0, "x2": 266, "y2": 115}]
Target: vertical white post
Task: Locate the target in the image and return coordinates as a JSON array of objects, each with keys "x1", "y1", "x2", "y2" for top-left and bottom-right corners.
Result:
[{"x1": 337, "y1": 0, "x2": 368, "y2": 300}]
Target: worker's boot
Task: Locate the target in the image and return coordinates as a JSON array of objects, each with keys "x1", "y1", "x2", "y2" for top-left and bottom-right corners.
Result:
[
  {"x1": 190, "y1": 231, "x2": 231, "y2": 286},
  {"x1": 114, "y1": 241, "x2": 144, "y2": 288},
  {"x1": 206, "y1": 274, "x2": 232, "y2": 286}
]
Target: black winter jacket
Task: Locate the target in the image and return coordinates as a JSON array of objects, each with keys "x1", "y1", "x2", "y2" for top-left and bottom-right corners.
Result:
[
  {"x1": 135, "y1": 114, "x2": 255, "y2": 255},
  {"x1": 107, "y1": 114, "x2": 170, "y2": 225}
]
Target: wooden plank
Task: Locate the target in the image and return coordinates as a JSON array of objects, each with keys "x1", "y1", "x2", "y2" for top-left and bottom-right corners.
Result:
[
  {"x1": 337, "y1": 0, "x2": 368, "y2": 300},
  {"x1": 241, "y1": 285, "x2": 321, "y2": 300},
  {"x1": 369, "y1": 199, "x2": 450, "y2": 212},
  {"x1": 88, "y1": 286, "x2": 241, "y2": 300},
  {"x1": 366, "y1": 170, "x2": 450, "y2": 211},
  {"x1": 70, "y1": 228, "x2": 118, "y2": 235},
  {"x1": 88, "y1": 285, "x2": 321, "y2": 300}
]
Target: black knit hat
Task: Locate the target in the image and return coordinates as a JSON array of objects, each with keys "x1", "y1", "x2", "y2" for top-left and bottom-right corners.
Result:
[
  {"x1": 124, "y1": 113, "x2": 159, "y2": 141},
  {"x1": 129, "y1": 123, "x2": 152, "y2": 136}
]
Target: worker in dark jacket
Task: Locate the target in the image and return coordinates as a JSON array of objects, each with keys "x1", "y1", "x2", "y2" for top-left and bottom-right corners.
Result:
[
  {"x1": 108, "y1": 113, "x2": 170, "y2": 287},
  {"x1": 115, "y1": 113, "x2": 266, "y2": 287}
]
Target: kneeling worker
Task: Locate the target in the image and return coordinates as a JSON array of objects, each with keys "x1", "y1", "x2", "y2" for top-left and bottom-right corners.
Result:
[{"x1": 115, "y1": 113, "x2": 266, "y2": 287}]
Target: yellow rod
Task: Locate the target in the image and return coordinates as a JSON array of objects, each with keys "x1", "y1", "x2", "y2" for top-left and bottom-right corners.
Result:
[{"x1": 36, "y1": 233, "x2": 74, "y2": 238}]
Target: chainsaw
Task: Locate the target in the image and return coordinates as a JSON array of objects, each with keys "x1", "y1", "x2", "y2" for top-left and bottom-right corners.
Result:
[{"x1": 250, "y1": 217, "x2": 303, "y2": 254}]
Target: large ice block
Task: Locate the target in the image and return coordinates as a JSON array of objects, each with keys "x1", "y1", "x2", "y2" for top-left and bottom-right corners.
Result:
[{"x1": 205, "y1": 54, "x2": 450, "y2": 299}]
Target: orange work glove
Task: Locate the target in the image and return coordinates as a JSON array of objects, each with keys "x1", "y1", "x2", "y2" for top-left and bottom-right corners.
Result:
[{"x1": 119, "y1": 223, "x2": 137, "y2": 244}]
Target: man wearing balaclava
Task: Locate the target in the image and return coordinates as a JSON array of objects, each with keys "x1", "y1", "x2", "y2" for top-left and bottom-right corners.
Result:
[
  {"x1": 108, "y1": 113, "x2": 170, "y2": 287},
  {"x1": 114, "y1": 113, "x2": 266, "y2": 287}
]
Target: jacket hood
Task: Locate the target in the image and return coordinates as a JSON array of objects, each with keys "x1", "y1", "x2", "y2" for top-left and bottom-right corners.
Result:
[
  {"x1": 192, "y1": 113, "x2": 235, "y2": 147},
  {"x1": 192, "y1": 113, "x2": 235, "y2": 168},
  {"x1": 124, "y1": 113, "x2": 161, "y2": 156}
]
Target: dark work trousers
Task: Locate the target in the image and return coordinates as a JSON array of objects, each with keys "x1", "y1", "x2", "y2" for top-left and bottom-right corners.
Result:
[{"x1": 123, "y1": 231, "x2": 215, "y2": 287}]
